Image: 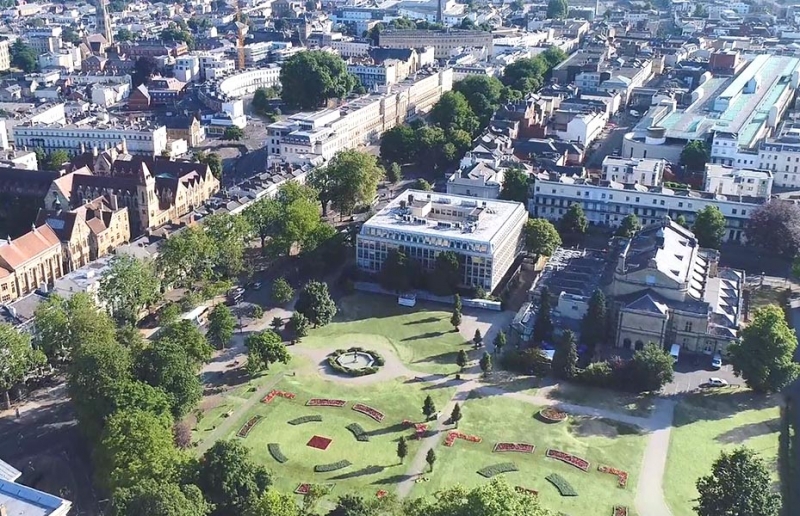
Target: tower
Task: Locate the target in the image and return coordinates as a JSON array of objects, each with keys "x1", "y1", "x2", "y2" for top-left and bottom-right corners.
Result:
[
  {"x1": 437, "y1": 0, "x2": 443, "y2": 24},
  {"x1": 96, "y1": 0, "x2": 113, "y2": 45}
]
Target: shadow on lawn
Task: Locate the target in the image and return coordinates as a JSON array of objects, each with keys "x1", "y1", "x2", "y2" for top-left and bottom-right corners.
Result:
[
  {"x1": 402, "y1": 331, "x2": 446, "y2": 341},
  {"x1": 421, "y1": 378, "x2": 462, "y2": 391},
  {"x1": 404, "y1": 316, "x2": 441, "y2": 325},
  {"x1": 371, "y1": 473, "x2": 414, "y2": 485},
  {"x1": 365, "y1": 422, "x2": 407, "y2": 437},
  {"x1": 668, "y1": 389, "x2": 782, "y2": 428},
  {"x1": 414, "y1": 351, "x2": 460, "y2": 366},
  {"x1": 714, "y1": 417, "x2": 781, "y2": 444},
  {"x1": 330, "y1": 465, "x2": 386, "y2": 480}
]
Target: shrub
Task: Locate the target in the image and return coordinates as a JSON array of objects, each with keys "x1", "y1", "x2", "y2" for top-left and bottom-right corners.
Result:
[
  {"x1": 477, "y1": 463, "x2": 519, "y2": 478},
  {"x1": 314, "y1": 460, "x2": 352, "y2": 472},
  {"x1": 546, "y1": 473, "x2": 578, "y2": 496},
  {"x1": 326, "y1": 349, "x2": 382, "y2": 376},
  {"x1": 268, "y1": 443, "x2": 288, "y2": 463},
  {"x1": 288, "y1": 415, "x2": 322, "y2": 425},
  {"x1": 346, "y1": 422, "x2": 370, "y2": 442},
  {"x1": 577, "y1": 361, "x2": 614, "y2": 388}
]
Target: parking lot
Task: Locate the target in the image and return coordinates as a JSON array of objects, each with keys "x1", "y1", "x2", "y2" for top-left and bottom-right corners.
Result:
[{"x1": 661, "y1": 355, "x2": 741, "y2": 395}]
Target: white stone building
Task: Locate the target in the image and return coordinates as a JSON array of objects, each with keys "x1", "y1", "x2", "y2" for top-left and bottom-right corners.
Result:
[
  {"x1": 14, "y1": 119, "x2": 168, "y2": 156},
  {"x1": 601, "y1": 156, "x2": 666, "y2": 187}
]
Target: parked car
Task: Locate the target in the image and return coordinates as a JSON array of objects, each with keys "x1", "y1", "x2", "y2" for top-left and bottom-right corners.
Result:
[
  {"x1": 711, "y1": 353, "x2": 722, "y2": 370},
  {"x1": 252, "y1": 282, "x2": 263, "y2": 290},
  {"x1": 707, "y1": 377, "x2": 729, "y2": 387}
]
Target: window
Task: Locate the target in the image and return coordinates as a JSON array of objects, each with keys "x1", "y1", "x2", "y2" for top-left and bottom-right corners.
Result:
[
  {"x1": 732, "y1": 209, "x2": 737, "y2": 215},
  {"x1": 684, "y1": 321, "x2": 693, "y2": 332}
]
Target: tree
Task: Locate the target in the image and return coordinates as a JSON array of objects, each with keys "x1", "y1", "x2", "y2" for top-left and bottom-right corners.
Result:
[
  {"x1": 473, "y1": 329, "x2": 483, "y2": 347},
  {"x1": 729, "y1": 305, "x2": 800, "y2": 393},
  {"x1": 430, "y1": 251, "x2": 461, "y2": 295},
  {"x1": 99, "y1": 255, "x2": 161, "y2": 326},
  {"x1": 693, "y1": 206, "x2": 726, "y2": 249},
  {"x1": 157, "y1": 225, "x2": 217, "y2": 285},
  {"x1": 134, "y1": 339, "x2": 202, "y2": 418},
  {"x1": 272, "y1": 277, "x2": 295, "y2": 304},
  {"x1": 223, "y1": 126, "x2": 244, "y2": 141},
  {"x1": 380, "y1": 249, "x2": 414, "y2": 293},
  {"x1": 746, "y1": 201, "x2": 800, "y2": 256},
  {"x1": 203, "y1": 213, "x2": 251, "y2": 278},
  {"x1": 454, "y1": 293, "x2": 462, "y2": 313},
  {"x1": 111, "y1": 480, "x2": 211, "y2": 516},
  {"x1": 251, "y1": 305, "x2": 264, "y2": 319},
  {"x1": 271, "y1": 317, "x2": 283, "y2": 332},
  {"x1": 695, "y1": 447, "x2": 780, "y2": 516},
  {"x1": 450, "y1": 309, "x2": 462, "y2": 331},
  {"x1": 280, "y1": 51, "x2": 356, "y2": 110},
  {"x1": 560, "y1": 203, "x2": 588, "y2": 235},
  {"x1": 245, "y1": 330, "x2": 290, "y2": 374},
  {"x1": 158, "y1": 320, "x2": 213, "y2": 365},
  {"x1": 524, "y1": 218, "x2": 562, "y2": 256},
  {"x1": 680, "y1": 140, "x2": 709, "y2": 172},
  {"x1": 450, "y1": 403, "x2": 462, "y2": 428},
  {"x1": 499, "y1": 167, "x2": 529, "y2": 203},
  {"x1": 456, "y1": 349, "x2": 468, "y2": 371},
  {"x1": 380, "y1": 125, "x2": 417, "y2": 165},
  {"x1": 533, "y1": 287, "x2": 554, "y2": 344},
  {"x1": 552, "y1": 330, "x2": 578, "y2": 380},
  {"x1": 493, "y1": 331, "x2": 506, "y2": 354},
  {"x1": 414, "y1": 178, "x2": 433, "y2": 191},
  {"x1": 405, "y1": 478, "x2": 551, "y2": 516},
  {"x1": 327, "y1": 494, "x2": 379, "y2": 516},
  {"x1": 247, "y1": 489, "x2": 300, "y2": 516},
  {"x1": 429, "y1": 92, "x2": 480, "y2": 136},
  {"x1": 387, "y1": 162, "x2": 402, "y2": 183},
  {"x1": 580, "y1": 289, "x2": 607, "y2": 350},
  {"x1": 422, "y1": 395, "x2": 437, "y2": 419},
  {"x1": 396, "y1": 436, "x2": 408, "y2": 464},
  {"x1": 616, "y1": 214, "x2": 641, "y2": 238},
  {"x1": 252, "y1": 87, "x2": 273, "y2": 116},
  {"x1": 46, "y1": 149, "x2": 71, "y2": 170},
  {"x1": 196, "y1": 151, "x2": 223, "y2": 180},
  {"x1": 693, "y1": 3, "x2": 708, "y2": 17},
  {"x1": 675, "y1": 214, "x2": 688, "y2": 228},
  {"x1": 95, "y1": 409, "x2": 181, "y2": 492},
  {"x1": 132, "y1": 56, "x2": 159, "y2": 87},
  {"x1": 502, "y1": 57, "x2": 548, "y2": 93},
  {"x1": 629, "y1": 343, "x2": 675, "y2": 392},
  {"x1": 453, "y1": 76, "x2": 504, "y2": 127},
  {"x1": 173, "y1": 420, "x2": 193, "y2": 450},
  {"x1": 0, "y1": 324, "x2": 45, "y2": 408},
  {"x1": 546, "y1": 0, "x2": 569, "y2": 18},
  {"x1": 159, "y1": 303, "x2": 181, "y2": 326},
  {"x1": 288, "y1": 312, "x2": 310, "y2": 338},
  {"x1": 425, "y1": 448, "x2": 436, "y2": 471},
  {"x1": 116, "y1": 28, "x2": 135, "y2": 42},
  {"x1": 295, "y1": 281, "x2": 337, "y2": 327},
  {"x1": 10, "y1": 40, "x2": 37, "y2": 72},
  {"x1": 479, "y1": 352, "x2": 492, "y2": 376},
  {"x1": 207, "y1": 304, "x2": 236, "y2": 349},
  {"x1": 310, "y1": 149, "x2": 384, "y2": 216},
  {"x1": 197, "y1": 440, "x2": 271, "y2": 516}
]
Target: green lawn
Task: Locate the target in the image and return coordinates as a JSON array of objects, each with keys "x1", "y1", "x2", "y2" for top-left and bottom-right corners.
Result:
[
  {"x1": 222, "y1": 374, "x2": 456, "y2": 498},
  {"x1": 545, "y1": 383, "x2": 656, "y2": 418},
  {"x1": 412, "y1": 394, "x2": 647, "y2": 516},
  {"x1": 302, "y1": 293, "x2": 469, "y2": 374},
  {"x1": 664, "y1": 390, "x2": 781, "y2": 516}
]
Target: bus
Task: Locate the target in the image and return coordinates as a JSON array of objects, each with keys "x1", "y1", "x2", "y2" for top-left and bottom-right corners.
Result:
[{"x1": 181, "y1": 305, "x2": 210, "y2": 327}]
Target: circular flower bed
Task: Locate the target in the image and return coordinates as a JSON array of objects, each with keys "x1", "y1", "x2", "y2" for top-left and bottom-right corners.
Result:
[
  {"x1": 539, "y1": 407, "x2": 568, "y2": 423},
  {"x1": 327, "y1": 347, "x2": 384, "y2": 377}
]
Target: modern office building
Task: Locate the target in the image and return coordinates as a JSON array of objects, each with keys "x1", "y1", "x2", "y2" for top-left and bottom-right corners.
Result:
[{"x1": 356, "y1": 189, "x2": 528, "y2": 292}]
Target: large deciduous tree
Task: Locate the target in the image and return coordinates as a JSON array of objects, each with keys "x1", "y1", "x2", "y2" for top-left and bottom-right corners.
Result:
[
  {"x1": 99, "y1": 255, "x2": 161, "y2": 326},
  {"x1": 680, "y1": 140, "x2": 709, "y2": 172},
  {"x1": 134, "y1": 339, "x2": 202, "y2": 418},
  {"x1": 380, "y1": 249, "x2": 416, "y2": 293},
  {"x1": 246, "y1": 489, "x2": 300, "y2": 516},
  {"x1": 692, "y1": 205, "x2": 726, "y2": 249},
  {"x1": 695, "y1": 447, "x2": 780, "y2": 516},
  {"x1": 245, "y1": 330, "x2": 290, "y2": 374},
  {"x1": 280, "y1": 51, "x2": 356, "y2": 109},
  {"x1": 158, "y1": 320, "x2": 213, "y2": 365},
  {"x1": 0, "y1": 323, "x2": 45, "y2": 408},
  {"x1": 560, "y1": 203, "x2": 588, "y2": 235},
  {"x1": 10, "y1": 40, "x2": 37, "y2": 72},
  {"x1": 295, "y1": 281, "x2": 337, "y2": 327},
  {"x1": 429, "y1": 91, "x2": 480, "y2": 136},
  {"x1": 629, "y1": 343, "x2": 674, "y2": 392},
  {"x1": 380, "y1": 125, "x2": 417, "y2": 165},
  {"x1": 195, "y1": 151, "x2": 223, "y2": 180},
  {"x1": 404, "y1": 478, "x2": 551, "y2": 516},
  {"x1": 499, "y1": 167, "x2": 530, "y2": 203},
  {"x1": 502, "y1": 57, "x2": 548, "y2": 93},
  {"x1": 729, "y1": 305, "x2": 800, "y2": 393},
  {"x1": 207, "y1": 303, "x2": 236, "y2": 349},
  {"x1": 202, "y1": 213, "x2": 251, "y2": 278},
  {"x1": 546, "y1": 0, "x2": 569, "y2": 19},
  {"x1": 197, "y1": 440, "x2": 272, "y2": 516},
  {"x1": 453, "y1": 75, "x2": 504, "y2": 127},
  {"x1": 745, "y1": 201, "x2": 800, "y2": 257},
  {"x1": 157, "y1": 225, "x2": 217, "y2": 285},
  {"x1": 110, "y1": 480, "x2": 211, "y2": 516},
  {"x1": 616, "y1": 214, "x2": 641, "y2": 238},
  {"x1": 524, "y1": 218, "x2": 562, "y2": 256},
  {"x1": 310, "y1": 149, "x2": 384, "y2": 216},
  {"x1": 430, "y1": 251, "x2": 462, "y2": 295}
]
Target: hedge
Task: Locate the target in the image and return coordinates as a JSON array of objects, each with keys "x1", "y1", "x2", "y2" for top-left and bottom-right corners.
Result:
[
  {"x1": 546, "y1": 473, "x2": 578, "y2": 496},
  {"x1": 326, "y1": 348, "x2": 384, "y2": 377},
  {"x1": 346, "y1": 422, "x2": 370, "y2": 442},
  {"x1": 288, "y1": 415, "x2": 323, "y2": 425},
  {"x1": 477, "y1": 463, "x2": 519, "y2": 478},
  {"x1": 268, "y1": 443, "x2": 287, "y2": 463},
  {"x1": 314, "y1": 460, "x2": 352, "y2": 473}
]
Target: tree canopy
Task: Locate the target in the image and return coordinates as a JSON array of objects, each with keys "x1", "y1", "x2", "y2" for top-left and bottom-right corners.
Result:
[
  {"x1": 134, "y1": 338, "x2": 202, "y2": 418},
  {"x1": 524, "y1": 218, "x2": 562, "y2": 256},
  {"x1": 197, "y1": 440, "x2": 271, "y2": 516},
  {"x1": 552, "y1": 330, "x2": 578, "y2": 379},
  {"x1": 280, "y1": 51, "x2": 357, "y2": 110},
  {"x1": 499, "y1": 167, "x2": 530, "y2": 203},
  {"x1": 629, "y1": 343, "x2": 674, "y2": 392},
  {"x1": 0, "y1": 323, "x2": 45, "y2": 408},
  {"x1": 295, "y1": 280, "x2": 337, "y2": 327},
  {"x1": 580, "y1": 289, "x2": 607, "y2": 350},
  {"x1": 380, "y1": 125, "x2": 417, "y2": 165},
  {"x1": 695, "y1": 447, "x2": 780, "y2": 516},
  {"x1": 310, "y1": 149, "x2": 384, "y2": 216},
  {"x1": 207, "y1": 304, "x2": 236, "y2": 349},
  {"x1": 616, "y1": 214, "x2": 641, "y2": 238},
  {"x1": 546, "y1": 0, "x2": 569, "y2": 19},
  {"x1": 11, "y1": 40, "x2": 37, "y2": 73},
  {"x1": 692, "y1": 206, "x2": 726, "y2": 249},
  {"x1": 680, "y1": 140, "x2": 709, "y2": 172},
  {"x1": 405, "y1": 478, "x2": 551, "y2": 516},
  {"x1": 99, "y1": 255, "x2": 162, "y2": 326},
  {"x1": 745, "y1": 201, "x2": 800, "y2": 256},
  {"x1": 111, "y1": 480, "x2": 211, "y2": 516},
  {"x1": 560, "y1": 203, "x2": 588, "y2": 235},
  {"x1": 245, "y1": 330, "x2": 290, "y2": 374},
  {"x1": 429, "y1": 91, "x2": 480, "y2": 136}
]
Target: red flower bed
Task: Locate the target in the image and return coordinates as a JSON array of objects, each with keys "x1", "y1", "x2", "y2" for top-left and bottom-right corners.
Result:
[
  {"x1": 376, "y1": 490, "x2": 388, "y2": 499},
  {"x1": 539, "y1": 407, "x2": 568, "y2": 422},
  {"x1": 494, "y1": 442, "x2": 535, "y2": 453},
  {"x1": 599, "y1": 465, "x2": 629, "y2": 488},
  {"x1": 352, "y1": 403, "x2": 385, "y2": 422},
  {"x1": 306, "y1": 398, "x2": 346, "y2": 407},
  {"x1": 444, "y1": 431, "x2": 482, "y2": 447},
  {"x1": 236, "y1": 415, "x2": 263, "y2": 438},
  {"x1": 262, "y1": 390, "x2": 296, "y2": 403},
  {"x1": 546, "y1": 449, "x2": 589, "y2": 471},
  {"x1": 514, "y1": 486, "x2": 538, "y2": 497},
  {"x1": 613, "y1": 506, "x2": 628, "y2": 516},
  {"x1": 295, "y1": 483, "x2": 312, "y2": 495}
]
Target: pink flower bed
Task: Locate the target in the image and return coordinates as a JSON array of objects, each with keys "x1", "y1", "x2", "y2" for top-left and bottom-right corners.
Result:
[
  {"x1": 599, "y1": 465, "x2": 629, "y2": 488},
  {"x1": 494, "y1": 442, "x2": 535, "y2": 453},
  {"x1": 613, "y1": 506, "x2": 629, "y2": 516},
  {"x1": 352, "y1": 403, "x2": 385, "y2": 422},
  {"x1": 546, "y1": 449, "x2": 589, "y2": 471},
  {"x1": 306, "y1": 398, "x2": 346, "y2": 407},
  {"x1": 376, "y1": 490, "x2": 388, "y2": 499},
  {"x1": 514, "y1": 486, "x2": 538, "y2": 497},
  {"x1": 444, "y1": 431, "x2": 482, "y2": 447},
  {"x1": 295, "y1": 483, "x2": 312, "y2": 495},
  {"x1": 261, "y1": 390, "x2": 296, "y2": 403}
]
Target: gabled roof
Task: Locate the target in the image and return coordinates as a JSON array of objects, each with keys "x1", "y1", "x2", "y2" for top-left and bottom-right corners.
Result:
[
  {"x1": 624, "y1": 292, "x2": 669, "y2": 315},
  {"x1": 0, "y1": 225, "x2": 61, "y2": 270}
]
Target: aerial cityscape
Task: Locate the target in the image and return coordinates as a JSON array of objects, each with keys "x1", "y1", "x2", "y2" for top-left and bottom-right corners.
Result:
[{"x1": 0, "y1": 0, "x2": 798, "y2": 515}]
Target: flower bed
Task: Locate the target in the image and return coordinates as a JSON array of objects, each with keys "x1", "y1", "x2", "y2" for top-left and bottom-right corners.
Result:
[
  {"x1": 262, "y1": 390, "x2": 296, "y2": 403},
  {"x1": 444, "y1": 431, "x2": 482, "y2": 447},
  {"x1": 514, "y1": 486, "x2": 538, "y2": 497},
  {"x1": 599, "y1": 465, "x2": 629, "y2": 488},
  {"x1": 612, "y1": 506, "x2": 629, "y2": 516},
  {"x1": 314, "y1": 460, "x2": 352, "y2": 473},
  {"x1": 236, "y1": 416, "x2": 263, "y2": 438},
  {"x1": 477, "y1": 463, "x2": 518, "y2": 478},
  {"x1": 493, "y1": 442, "x2": 535, "y2": 454},
  {"x1": 545, "y1": 473, "x2": 578, "y2": 496},
  {"x1": 288, "y1": 415, "x2": 323, "y2": 425},
  {"x1": 546, "y1": 449, "x2": 590, "y2": 471},
  {"x1": 268, "y1": 443, "x2": 287, "y2": 463},
  {"x1": 307, "y1": 398, "x2": 347, "y2": 407},
  {"x1": 376, "y1": 490, "x2": 388, "y2": 499},
  {"x1": 352, "y1": 403, "x2": 385, "y2": 422},
  {"x1": 294, "y1": 483, "x2": 334, "y2": 495},
  {"x1": 539, "y1": 407, "x2": 568, "y2": 422},
  {"x1": 346, "y1": 422, "x2": 370, "y2": 442}
]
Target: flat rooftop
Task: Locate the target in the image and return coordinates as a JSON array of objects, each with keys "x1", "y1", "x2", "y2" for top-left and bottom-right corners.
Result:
[
  {"x1": 0, "y1": 479, "x2": 71, "y2": 516},
  {"x1": 361, "y1": 189, "x2": 525, "y2": 244}
]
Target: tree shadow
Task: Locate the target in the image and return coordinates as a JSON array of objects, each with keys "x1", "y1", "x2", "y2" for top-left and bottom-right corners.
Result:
[
  {"x1": 365, "y1": 422, "x2": 407, "y2": 437},
  {"x1": 329, "y1": 465, "x2": 386, "y2": 480},
  {"x1": 404, "y1": 316, "x2": 441, "y2": 325},
  {"x1": 422, "y1": 378, "x2": 462, "y2": 390},
  {"x1": 401, "y1": 331, "x2": 445, "y2": 341},
  {"x1": 668, "y1": 389, "x2": 783, "y2": 428},
  {"x1": 714, "y1": 418, "x2": 781, "y2": 444},
  {"x1": 414, "y1": 351, "x2": 459, "y2": 366},
  {"x1": 371, "y1": 473, "x2": 414, "y2": 485},
  {"x1": 202, "y1": 367, "x2": 251, "y2": 390}
]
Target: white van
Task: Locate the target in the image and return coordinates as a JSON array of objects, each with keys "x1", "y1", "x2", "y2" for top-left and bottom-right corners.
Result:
[{"x1": 669, "y1": 344, "x2": 681, "y2": 362}]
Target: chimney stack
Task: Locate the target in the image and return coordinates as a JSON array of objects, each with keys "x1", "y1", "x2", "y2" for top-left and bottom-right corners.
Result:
[{"x1": 1, "y1": 503, "x2": 8, "y2": 516}]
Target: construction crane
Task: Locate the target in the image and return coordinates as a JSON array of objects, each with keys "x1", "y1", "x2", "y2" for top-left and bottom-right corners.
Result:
[{"x1": 235, "y1": 2, "x2": 248, "y2": 70}]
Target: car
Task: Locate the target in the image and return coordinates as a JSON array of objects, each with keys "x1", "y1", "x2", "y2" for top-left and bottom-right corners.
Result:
[
  {"x1": 711, "y1": 353, "x2": 722, "y2": 370},
  {"x1": 252, "y1": 282, "x2": 263, "y2": 290},
  {"x1": 707, "y1": 377, "x2": 728, "y2": 387}
]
